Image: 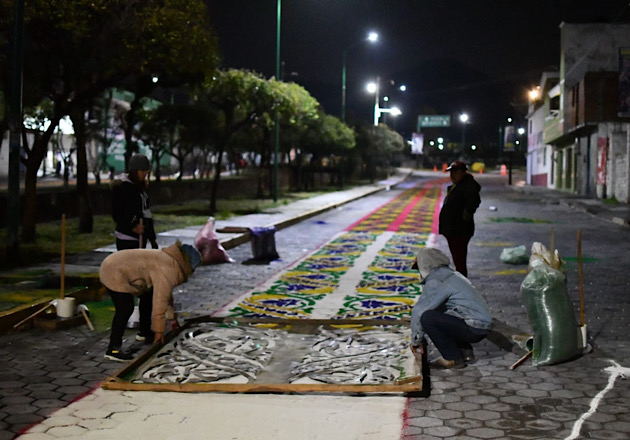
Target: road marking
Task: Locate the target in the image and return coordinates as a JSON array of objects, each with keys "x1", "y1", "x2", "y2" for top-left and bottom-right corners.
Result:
[{"x1": 565, "y1": 360, "x2": 630, "y2": 440}]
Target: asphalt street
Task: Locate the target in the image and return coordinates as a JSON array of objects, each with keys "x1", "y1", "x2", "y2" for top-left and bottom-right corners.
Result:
[{"x1": 1, "y1": 170, "x2": 629, "y2": 440}]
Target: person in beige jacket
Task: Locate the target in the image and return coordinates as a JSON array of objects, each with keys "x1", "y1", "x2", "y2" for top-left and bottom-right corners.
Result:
[{"x1": 100, "y1": 241, "x2": 201, "y2": 362}]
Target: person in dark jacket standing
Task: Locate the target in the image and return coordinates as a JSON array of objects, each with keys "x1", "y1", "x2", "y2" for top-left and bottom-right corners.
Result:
[
  {"x1": 438, "y1": 161, "x2": 481, "y2": 277},
  {"x1": 111, "y1": 153, "x2": 157, "y2": 251},
  {"x1": 110, "y1": 153, "x2": 158, "y2": 346}
]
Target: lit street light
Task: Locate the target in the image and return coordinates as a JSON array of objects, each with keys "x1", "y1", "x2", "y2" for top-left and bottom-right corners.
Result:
[
  {"x1": 459, "y1": 112, "x2": 469, "y2": 150},
  {"x1": 366, "y1": 78, "x2": 404, "y2": 126},
  {"x1": 341, "y1": 31, "x2": 378, "y2": 122}
]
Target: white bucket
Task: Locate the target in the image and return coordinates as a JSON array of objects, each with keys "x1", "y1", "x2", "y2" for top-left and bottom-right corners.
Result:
[
  {"x1": 127, "y1": 305, "x2": 140, "y2": 329},
  {"x1": 56, "y1": 297, "x2": 76, "y2": 318}
]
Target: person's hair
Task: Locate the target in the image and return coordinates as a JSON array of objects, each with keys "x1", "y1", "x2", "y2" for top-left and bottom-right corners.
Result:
[{"x1": 127, "y1": 169, "x2": 148, "y2": 190}]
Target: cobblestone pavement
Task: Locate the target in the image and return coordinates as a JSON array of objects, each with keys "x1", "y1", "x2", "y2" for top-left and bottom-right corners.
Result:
[{"x1": 1, "y1": 170, "x2": 630, "y2": 440}]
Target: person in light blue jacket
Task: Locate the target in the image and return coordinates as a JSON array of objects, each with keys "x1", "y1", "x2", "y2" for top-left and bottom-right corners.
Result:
[{"x1": 410, "y1": 247, "x2": 492, "y2": 369}]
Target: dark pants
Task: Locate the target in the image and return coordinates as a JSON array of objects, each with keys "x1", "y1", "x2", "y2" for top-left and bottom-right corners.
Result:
[
  {"x1": 108, "y1": 289, "x2": 153, "y2": 350},
  {"x1": 445, "y1": 235, "x2": 471, "y2": 277},
  {"x1": 109, "y1": 238, "x2": 153, "y2": 350},
  {"x1": 420, "y1": 310, "x2": 489, "y2": 361},
  {"x1": 116, "y1": 237, "x2": 145, "y2": 250}
]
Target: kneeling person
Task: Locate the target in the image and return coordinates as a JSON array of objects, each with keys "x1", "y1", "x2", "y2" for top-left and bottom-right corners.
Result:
[
  {"x1": 410, "y1": 248, "x2": 492, "y2": 369},
  {"x1": 100, "y1": 241, "x2": 201, "y2": 362}
]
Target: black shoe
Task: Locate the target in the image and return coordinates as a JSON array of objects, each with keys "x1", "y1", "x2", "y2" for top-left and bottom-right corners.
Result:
[
  {"x1": 104, "y1": 348, "x2": 133, "y2": 362},
  {"x1": 461, "y1": 348, "x2": 475, "y2": 362}
]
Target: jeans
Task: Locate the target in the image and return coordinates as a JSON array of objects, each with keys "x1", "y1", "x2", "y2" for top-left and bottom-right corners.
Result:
[{"x1": 420, "y1": 309, "x2": 489, "y2": 361}]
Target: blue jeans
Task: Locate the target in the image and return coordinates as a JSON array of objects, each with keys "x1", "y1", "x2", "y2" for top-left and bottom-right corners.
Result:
[{"x1": 420, "y1": 309, "x2": 489, "y2": 361}]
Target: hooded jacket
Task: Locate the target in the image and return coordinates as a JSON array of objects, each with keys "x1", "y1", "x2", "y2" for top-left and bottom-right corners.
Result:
[
  {"x1": 410, "y1": 248, "x2": 492, "y2": 346},
  {"x1": 111, "y1": 174, "x2": 156, "y2": 244},
  {"x1": 99, "y1": 243, "x2": 193, "y2": 333},
  {"x1": 439, "y1": 173, "x2": 481, "y2": 237}
]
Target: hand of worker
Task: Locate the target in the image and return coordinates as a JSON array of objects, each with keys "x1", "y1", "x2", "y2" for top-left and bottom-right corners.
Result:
[
  {"x1": 132, "y1": 223, "x2": 145, "y2": 235},
  {"x1": 410, "y1": 344, "x2": 424, "y2": 365},
  {"x1": 153, "y1": 331, "x2": 165, "y2": 345},
  {"x1": 170, "y1": 319, "x2": 180, "y2": 332}
]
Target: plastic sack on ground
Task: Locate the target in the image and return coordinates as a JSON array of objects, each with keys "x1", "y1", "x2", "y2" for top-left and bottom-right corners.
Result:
[
  {"x1": 250, "y1": 226, "x2": 280, "y2": 262},
  {"x1": 520, "y1": 264, "x2": 580, "y2": 366},
  {"x1": 194, "y1": 217, "x2": 235, "y2": 265},
  {"x1": 528, "y1": 242, "x2": 564, "y2": 272},
  {"x1": 500, "y1": 245, "x2": 529, "y2": 265}
]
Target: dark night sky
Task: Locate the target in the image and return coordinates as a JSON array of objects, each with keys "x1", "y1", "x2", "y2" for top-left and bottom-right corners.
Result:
[{"x1": 205, "y1": 1, "x2": 630, "y2": 145}]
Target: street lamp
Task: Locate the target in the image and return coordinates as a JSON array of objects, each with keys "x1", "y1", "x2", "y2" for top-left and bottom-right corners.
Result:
[
  {"x1": 459, "y1": 113, "x2": 469, "y2": 150},
  {"x1": 367, "y1": 78, "x2": 402, "y2": 126},
  {"x1": 273, "y1": 0, "x2": 281, "y2": 202},
  {"x1": 341, "y1": 31, "x2": 378, "y2": 122}
]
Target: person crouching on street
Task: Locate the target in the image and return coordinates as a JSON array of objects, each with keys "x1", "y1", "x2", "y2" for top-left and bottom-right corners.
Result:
[
  {"x1": 100, "y1": 241, "x2": 201, "y2": 362},
  {"x1": 409, "y1": 247, "x2": 492, "y2": 369}
]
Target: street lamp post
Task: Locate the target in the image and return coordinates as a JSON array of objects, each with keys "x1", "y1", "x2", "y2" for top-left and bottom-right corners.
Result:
[
  {"x1": 367, "y1": 78, "x2": 402, "y2": 126},
  {"x1": 341, "y1": 31, "x2": 378, "y2": 123},
  {"x1": 273, "y1": 0, "x2": 281, "y2": 202}
]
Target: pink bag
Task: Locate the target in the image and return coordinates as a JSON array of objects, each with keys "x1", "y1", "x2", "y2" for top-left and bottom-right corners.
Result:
[{"x1": 194, "y1": 217, "x2": 235, "y2": 265}]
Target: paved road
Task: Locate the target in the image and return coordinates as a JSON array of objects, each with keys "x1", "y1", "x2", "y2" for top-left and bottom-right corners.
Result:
[{"x1": 2, "y1": 169, "x2": 630, "y2": 440}]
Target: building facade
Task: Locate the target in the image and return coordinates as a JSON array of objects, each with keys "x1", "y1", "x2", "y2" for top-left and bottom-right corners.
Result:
[{"x1": 527, "y1": 22, "x2": 630, "y2": 203}]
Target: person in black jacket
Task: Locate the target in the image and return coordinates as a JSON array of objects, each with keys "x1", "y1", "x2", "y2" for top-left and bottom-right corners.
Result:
[
  {"x1": 110, "y1": 153, "x2": 157, "y2": 344},
  {"x1": 111, "y1": 154, "x2": 157, "y2": 251},
  {"x1": 438, "y1": 161, "x2": 481, "y2": 277}
]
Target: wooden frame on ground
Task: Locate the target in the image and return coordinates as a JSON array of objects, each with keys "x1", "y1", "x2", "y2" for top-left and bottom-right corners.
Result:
[{"x1": 102, "y1": 316, "x2": 429, "y2": 396}]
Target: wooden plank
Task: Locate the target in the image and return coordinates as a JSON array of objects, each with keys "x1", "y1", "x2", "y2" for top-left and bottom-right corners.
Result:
[{"x1": 101, "y1": 379, "x2": 424, "y2": 395}]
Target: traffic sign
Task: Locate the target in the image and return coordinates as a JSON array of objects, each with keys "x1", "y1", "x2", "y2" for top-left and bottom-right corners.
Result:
[{"x1": 418, "y1": 115, "x2": 451, "y2": 129}]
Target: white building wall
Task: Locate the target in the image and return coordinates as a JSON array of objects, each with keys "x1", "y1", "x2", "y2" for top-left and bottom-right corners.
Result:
[
  {"x1": 604, "y1": 123, "x2": 630, "y2": 203},
  {"x1": 526, "y1": 104, "x2": 553, "y2": 187}
]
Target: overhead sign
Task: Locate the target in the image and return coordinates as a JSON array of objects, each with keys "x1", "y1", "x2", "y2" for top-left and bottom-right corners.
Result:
[{"x1": 418, "y1": 115, "x2": 451, "y2": 129}]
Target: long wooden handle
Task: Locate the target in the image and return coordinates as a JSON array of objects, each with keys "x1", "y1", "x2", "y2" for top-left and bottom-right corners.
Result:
[
  {"x1": 13, "y1": 303, "x2": 53, "y2": 328},
  {"x1": 578, "y1": 229, "x2": 584, "y2": 327},
  {"x1": 81, "y1": 308, "x2": 95, "y2": 331},
  {"x1": 138, "y1": 218, "x2": 144, "y2": 249},
  {"x1": 60, "y1": 214, "x2": 66, "y2": 299},
  {"x1": 510, "y1": 350, "x2": 533, "y2": 370}
]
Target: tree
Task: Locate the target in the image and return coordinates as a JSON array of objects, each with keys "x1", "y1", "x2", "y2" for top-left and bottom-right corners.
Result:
[
  {"x1": 293, "y1": 112, "x2": 355, "y2": 190},
  {"x1": 198, "y1": 69, "x2": 278, "y2": 213},
  {"x1": 137, "y1": 103, "x2": 185, "y2": 182},
  {"x1": 355, "y1": 123, "x2": 405, "y2": 183},
  {"x1": 0, "y1": 0, "x2": 219, "y2": 241}
]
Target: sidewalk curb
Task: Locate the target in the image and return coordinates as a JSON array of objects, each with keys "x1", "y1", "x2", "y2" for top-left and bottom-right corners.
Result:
[{"x1": 217, "y1": 177, "x2": 410, "y2": 251}]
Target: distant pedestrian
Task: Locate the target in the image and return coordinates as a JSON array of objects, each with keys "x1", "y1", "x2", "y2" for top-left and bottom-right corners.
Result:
[
  {"x1": 439, "y1": 160, "x2": 481, "y2": 277},
  {"x1": 100, "y1": 241, "x2": 201, "y2": 361},
  {"x1": 409, "y1": 247, "x2": 492, "y2": 369},
  {"x1": 110, "y1": 153, "x2": 158, "y2": 345},
  {"x1": 111, "y1": 154, "x2": 157, "y2": 250}
]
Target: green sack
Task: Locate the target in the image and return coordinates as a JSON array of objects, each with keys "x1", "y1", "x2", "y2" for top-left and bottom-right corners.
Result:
[
  {"x1": 520, "y1": 264, "x2": 580, "y2": 366},
  {"x1": 500, "y1": 245, "x2": 529, "y2": 265}
]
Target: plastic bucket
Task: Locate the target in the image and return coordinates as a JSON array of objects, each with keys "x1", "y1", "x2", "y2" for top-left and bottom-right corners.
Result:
[{"x1": 56, "y1": 298, "x2": 76, "y2": 318}]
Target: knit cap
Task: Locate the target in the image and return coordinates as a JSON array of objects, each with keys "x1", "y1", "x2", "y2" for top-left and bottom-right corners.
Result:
[
  {"x1": 180, "y1": 244, "x2": 202, "y2": 271},
  {"x1": 128, "y1": 154, "x2": 151, "y2": 171}
]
